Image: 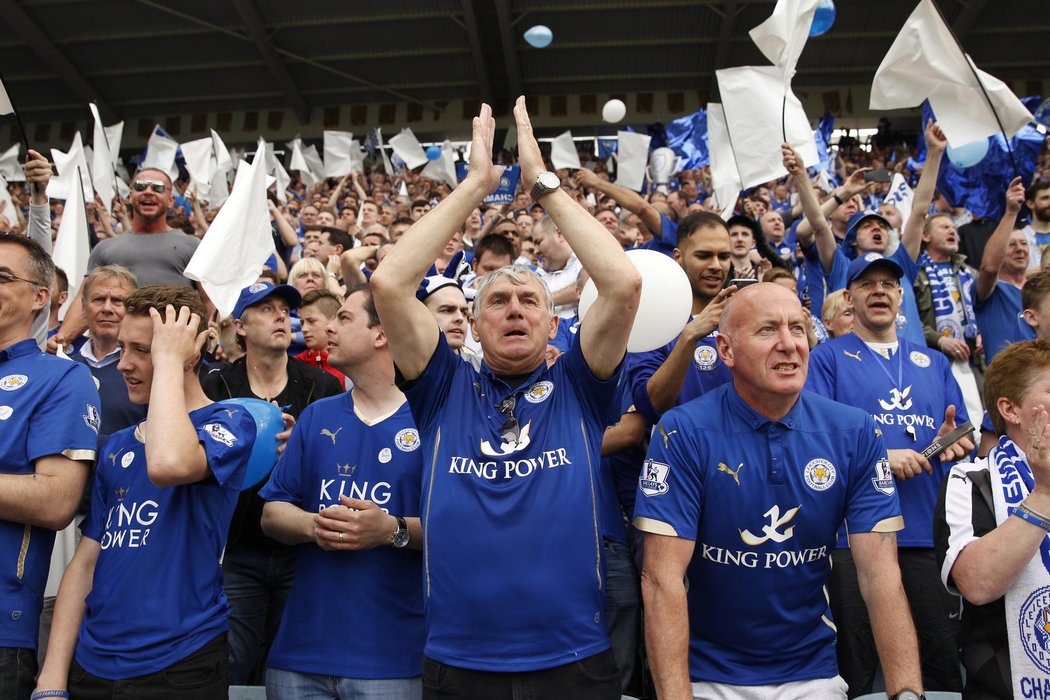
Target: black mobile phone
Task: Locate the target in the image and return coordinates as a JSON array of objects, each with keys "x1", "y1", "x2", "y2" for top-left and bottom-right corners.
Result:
[
  {"x1": 729, "y1": 279, "x2": 759, "y2": 289},
  {"x1": 863, "y1": 169, "x2": 892, "y2": 183}
]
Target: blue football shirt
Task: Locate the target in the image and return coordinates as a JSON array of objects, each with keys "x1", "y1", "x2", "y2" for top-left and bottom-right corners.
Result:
[
  {"x1": 75, "y1": 403, "x2": 254, "y2": 679},
  {"x1": 633, "y1": 384, "x2": 900, "y2": 685},
  {"x1": 260, "y1": 394, "x2": 425, "y2": 679},
  {"x1": 402, "y1": 336, "x2": 620, "y2": 671},
  {"x1": 0, "y1": 339, "x2": 99, "y2": 650},
  {"x1": 828, "y1": 246, "x2": 925, "y2": 346},
  {"x1": 976, "y1": 280, "x2": 1024, "y2": 364},
  {"x1": 626, "y1": 329, "x2": 731, "y2": 425},
  {"x1": 807, "y1": 334, "x2": 968, "y2": 547}
]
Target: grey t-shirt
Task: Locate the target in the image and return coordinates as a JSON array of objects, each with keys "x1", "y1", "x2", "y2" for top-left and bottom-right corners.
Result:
[{"x1": 86, "y1": 230, "x2": 200, "y2": 286}]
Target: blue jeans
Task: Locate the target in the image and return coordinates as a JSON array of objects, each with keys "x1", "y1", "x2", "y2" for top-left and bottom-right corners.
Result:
[
  {"x1": 266, "y1": 668, "x2": 421, "y2": 700},
  {"x1": 603, "y1": 538, "x2": 640, "y2": 693},
  {"x1": 0, "y1": 647, "x2": 37, "y2": 700},
  {"x1": 224, "y1": 543, "x2": 297, "y2": 685}
]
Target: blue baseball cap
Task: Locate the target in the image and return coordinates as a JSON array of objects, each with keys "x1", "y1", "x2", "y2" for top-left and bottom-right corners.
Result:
[
  {"x1": 846, "y1": 209, "x2": 892, "y2": 239},
  {"x1": 416, "y1": 275, "x2": 476, "y2": 303},
  {"x1": 233, "y1": 281, "x2": 302, "y2": 319},
  {"x1": 846, "y1": 252, "x2": 904, "y2": 287}
]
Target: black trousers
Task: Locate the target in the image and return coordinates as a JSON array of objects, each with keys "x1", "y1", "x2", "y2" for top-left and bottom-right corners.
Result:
[
  {"x1": 422, "y1": 648, "x2": 620, "y2": 700},
  {"x1": 829, "y1": 548, "x2": 963, "y2": 697},
  {"x1": 68, "y1": 633, "x2": 228, "y2": 700},
  {"x1": 0, "y1": 646, "x2": 37, "y2": 700}
]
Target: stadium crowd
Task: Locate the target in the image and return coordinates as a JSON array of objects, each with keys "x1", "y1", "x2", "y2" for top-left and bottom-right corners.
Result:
[{"x1": 3, "y1": 94, "x2": 1050, "y2": 700}]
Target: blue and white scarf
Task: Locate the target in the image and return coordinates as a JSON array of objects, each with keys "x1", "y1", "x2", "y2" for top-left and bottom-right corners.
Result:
[{"x1": 919, "y1": 253, "x2": 978, "y2": 341}]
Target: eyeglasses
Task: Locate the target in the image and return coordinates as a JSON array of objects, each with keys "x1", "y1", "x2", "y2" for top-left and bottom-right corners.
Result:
[
  {"x1": 0, "y1": 270, "x2": 44, "y2": 287},
  {"x1": 497, "y1": 394, "x2": 520, "y2": 444},
  {"x1": 132, "y1": 179, "x2": 167, "y2": 194},
  {"x1": 853, "y1": 278, "x2": 900, "y2": 291}
]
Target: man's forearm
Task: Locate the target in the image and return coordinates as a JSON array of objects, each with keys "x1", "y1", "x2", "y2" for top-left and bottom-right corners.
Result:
[
  {"x1": 0, "y1": 471, "x2": 83, "y2": 530},
  {"x1": 642, "y1": 573, "x2": 693, "y2": 700},
  {"x1": 646, "y1": 334, "x2": 698, "y2": 416},
  {"x1": 261, "y1": 501, "x2": 315, "y2": 545},
  {"x1": 859, "y1": 547, "x2": 923, "y2": 693},
  {"x1": 35, "y1": 542, "x2": 96, "y2": 691}
]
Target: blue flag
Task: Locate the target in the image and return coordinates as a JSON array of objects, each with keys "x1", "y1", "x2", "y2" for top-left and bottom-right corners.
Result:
[
  {"x1": 482, "y1": 165, "x2": 521, "y2": 205},
  {"x1": 598, "y1": 139, "x2": 618, "y2": 158},
  {"x1": 814, "y1": 112, "x2": 834, "y2": 174},
  {"x1": 925, "y1": 99, "x2": 1042, "y2": 220},
  {"x1": 664, "y1": 109, "x2": 708, "y2": 170}
]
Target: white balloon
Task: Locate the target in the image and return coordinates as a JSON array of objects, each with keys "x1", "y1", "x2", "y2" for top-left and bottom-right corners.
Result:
[
  {"x1": 601, "y1": 99, "x2": 627, "y2": 124},
  {"x1": 577, "y1": 249, "x2": 691, "y2": 353}
]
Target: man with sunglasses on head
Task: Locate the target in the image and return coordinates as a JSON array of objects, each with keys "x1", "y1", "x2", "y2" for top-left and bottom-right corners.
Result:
[
  {"x1": 53, "y1": 168, "x2": 201, "y2": 351},
  {"x1": 0, "y1": 233, "x2": 99, "y2": 699},
  {"x1": 371, "y1": 98, "x2": 641, "y2": 699}
]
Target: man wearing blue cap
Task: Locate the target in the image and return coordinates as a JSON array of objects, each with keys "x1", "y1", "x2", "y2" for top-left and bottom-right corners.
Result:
[
  {"x1": 201, "y1": 281, "x2": 343, "y2": 685},
  {"x1": 807, "y1": 253, "x2": 973, "y2": 696}
]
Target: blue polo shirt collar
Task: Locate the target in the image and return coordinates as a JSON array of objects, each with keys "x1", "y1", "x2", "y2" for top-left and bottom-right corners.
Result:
[
  {"x1": 0, "y1": 338, "x2": 40, "y2": 361},
  {"x1": 725, "y1": 383, "x2": 802, "y2": 430}
]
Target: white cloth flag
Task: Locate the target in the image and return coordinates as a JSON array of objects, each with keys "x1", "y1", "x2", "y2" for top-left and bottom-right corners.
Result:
[
  {"x1": 185, "y1": 139, "x2": 275, "y2": 319},
  {"x1": 0, "y1": 174, "x2": 15, "y2": 226},
  {"x1": 348, "y1": 140, "x2": 366, "y2": 173},
  {"x1": 47, "y1": 132, "x2": 93, "y2": 202},
  {"x1": 550, "y1": 131, "x2": 581, "y2": 171},
  {"x1": 89, "y1": 104, "x2": 114, "y2": 213},
  {"x1": 0, "y1": 76, "x2": 13, "y2": 115},
  {"x1": 302, "y1": 144, "x2": 324, "y2": 180},
  {"x1": 389, "y1": 128, "x2": 428, "y2": 170},
  {"x1": 52, "y1": 168, "x2": 90, "y2": 317},
  {"x1": 706, "y1": 103, "x2": 742, "y2": 220},
  {"x1": 104, "y1": 121, "x2": 123, "y2": 167},
  {"x1": 288, "y1": 138, "x2": 319, "y2": 186},
  {"x1": 749, "y1": 0, "x2": 819, "y2": 86},
  {"x1": 870, "y1": 0, "x2": 1032, "y2": 147},
  {"x1": 376, "y1": 129, "x2": 394, "y2": 176},
  {"x1": 142, "y1": 126, "x2": 180, "y2": 183},
  {"x1": 323, "y1": 131, "x2": 354, "y2": 178},
  {"x1": 615, "y1": 131, "x2": 651, "y2": 192},
  {"x1": 180, "y1": 137, "x2": 216, "y2": 198},
  {"x1": 420, "y1": 141, "x2": 458, "y2": 189},
  {"x1": 883, "y1": 173, "x2": 915, "y2": 225},
  {"x1": 716, "y1": 66, "x2": 819, "y2": 189},
  {"x1": 0, "y1": 144, "x2": 22, "y2": 182},
  {"x1": 211, "y1": 130, "x2": 232, "y2": 174}
]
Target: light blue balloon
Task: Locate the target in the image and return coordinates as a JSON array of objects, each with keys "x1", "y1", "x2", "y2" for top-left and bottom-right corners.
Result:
[
  {"x1": 217, "y1": 398, "x2": 283, "y2": 491},
  {"x1": 524, "y1": 25, "x2": 553, "y2": 48},
  {"x1": 425, "y1": 145, "x2": 442, "y2": 161},
  {"x1": 946, "y1": 138, "x2": 990, "y2": 168},
  {"x1": 809, "y1": 0, "x2": 836, "y2": 37}
]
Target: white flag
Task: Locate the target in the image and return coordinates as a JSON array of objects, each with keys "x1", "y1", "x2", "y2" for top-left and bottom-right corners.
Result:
[
  {"x1": 52, "y1": 168, "x2": 91, "y2": 317},
  {"x1": 302, "y1": 144, "x2": 324, "y2": 180},
  {"x1": 348, "y1": 140, "x2": 366, "y2": 173},
  {"x1": 273, "y1": 158, "x2": 291, "y2": 204},
  {"x1": 0, "y1": 76, "x2": 13, "y2": 116},
  {"x1": 420, "y1": 140, "x2": 458, "y2": 189},
  {"x1": 180, "y1": 137, "x2": 216, "y2": 197},
  {"x1": 376, "y1": 129, "x2": 394, "y2": 176},
  {"x1": 211, "y1": 130, "x2": 232, "y2": 174},
  {"x1": 104, "y1": 121, "x2": 123, "y2": 167},
  {"x1": 883, "y1": 172, "x2": 915, "y2": 225},
  {"x1": 185, "y1": 139, "x2": 275, "y2": 319},
  {"x1": 89, "y1": 104, "x2": 114, "y2": 213},
  {"x1": 707, "y1": 103, "x2": 742, "y2": 220},
  {"x1": 0, "y1": 173, "x2": 15, "y2": 227},
  {"x1": 716, "y1": 66, "x2": 819, "y2": 189},
  {"x1": 389, "y1": 128, "x2": 428, "y2": 170},
  {"x1": 142, "y1": 126, "x2": 180, "y2": 183},
  {"x1": 0, "y1": 144, "x2": 22, "y2": 182},
  {"x1": 749, "y1": 0, "x2": 820, "y2": 86},
  {"x1": 323, "y1": 130, "x2": 354, "y2": 178},
  {"x1": 288, "y1": 138, "x2": 319, "y2": 186},
  {"x1": 615, "y1": 131, "x2": 651, "y2": 192},
  {"x1": 870, "y1": 0, "x2": 1032, "y2": 147},
  {"x1": 47, "y1": 132, "x2": 93, "y2": 202},
  {"x1": 550, "y1": 131, "x2": 581, "y2": 171}
]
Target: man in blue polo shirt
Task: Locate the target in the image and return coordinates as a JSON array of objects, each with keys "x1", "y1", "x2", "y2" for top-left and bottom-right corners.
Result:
[
  {"x1": 33, "y1": 285, "x2": 254, "y2": 699},
  {"x1": 807, "y1": 254, "x2": 972, "y2": 695},
  {"x1": 0, "y1": 233, "x2": 98, "y2": 700},
  {"x1": 977, "y1": 177, "x2": 1029, "y2": 365},
  {"x1": 260, "y1": 283, "x2": 424, "y2": 698},
  {"x1": 371, "y1": 99, "x2": 641, "y2": 698},
  {"x1": 635, "y1": 282, "x2": 924, "y2": 700},
  {"x1": 626, "y1": 212, "x2": 735, "y2": 425}
]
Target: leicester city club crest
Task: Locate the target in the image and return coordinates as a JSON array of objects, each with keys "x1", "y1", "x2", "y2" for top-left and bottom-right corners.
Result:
[{"x1": 1018, "y1": 585, "x2": 1050, "y2": 674}]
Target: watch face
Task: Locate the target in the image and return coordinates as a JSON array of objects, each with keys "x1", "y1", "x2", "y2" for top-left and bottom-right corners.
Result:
[
  {"x1": 895, "y1": 692, "x2": 921, "y2": 700},
  {"x1": 537, "y1": 172, "x2": 560, "y2": 191}
]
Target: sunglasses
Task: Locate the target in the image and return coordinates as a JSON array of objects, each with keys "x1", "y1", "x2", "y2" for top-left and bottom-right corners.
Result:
[
  {"x1": 132, "y1": 180, "x2": 167, "y2": 194},
  {"x1": 497, "y1": 394, "x2": 520, "y2": 444}
]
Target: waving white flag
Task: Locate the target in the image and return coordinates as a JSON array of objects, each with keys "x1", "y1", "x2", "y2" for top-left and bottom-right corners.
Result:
[{"x1": 749, "y1": 0, "x2": 820, "y2": 85}]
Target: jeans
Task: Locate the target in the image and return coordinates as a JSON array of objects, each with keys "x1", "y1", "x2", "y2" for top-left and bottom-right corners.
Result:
[
  {"x1": 603, "y1": 538, "x2": 640, "y2": 693},
  {"x1": 224, "y1": 543, "x2": 297, "y2": 685},
  {"x1": 421, "y1": 648, "x2": 620, "y2": 700},
  {"x1": 829, "y1": 548, "x2": 962, "y2": 697},
  {"x1": 266, "y1": 668, "x2": 421, "y2": 700},
  {"x1": 68, "y1": 633, "x2": 228, "y2": 700},
  {"x1": 0, "y1": 647, "x2": 37, "y2": 700}
]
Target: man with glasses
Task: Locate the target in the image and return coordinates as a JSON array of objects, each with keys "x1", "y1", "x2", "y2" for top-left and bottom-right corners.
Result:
[
  {"x1": 371, "y1": 99, "x2": 641, "y2": 698},
  {"x1": 807, "y1": 253, "x2": 973, "y2": 696},
  {"x1": 0, "y1": 233, "x2": 99, "y2": 699},
  {"x1": 54, "y1": 168, "x2": 201, "y2": 350}
]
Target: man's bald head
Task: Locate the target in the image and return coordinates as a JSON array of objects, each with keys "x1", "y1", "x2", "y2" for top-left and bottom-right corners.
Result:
[{"x1": 719, "y1": 282, "x2": 803, "y2": 338}]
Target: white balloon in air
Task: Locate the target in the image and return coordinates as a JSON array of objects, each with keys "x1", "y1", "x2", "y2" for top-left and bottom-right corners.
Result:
[
  {"x1": 601, "y1": 99, "x2": 627, "y2": 124},
  {"x1": 577, "y1": 249, "x2": 691, "y2": 353}
]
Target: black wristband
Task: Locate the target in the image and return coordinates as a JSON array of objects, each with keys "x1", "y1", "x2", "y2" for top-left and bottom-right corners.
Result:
[{"x1": 832, "y1": 192, "x2": 844, "y2": 205}]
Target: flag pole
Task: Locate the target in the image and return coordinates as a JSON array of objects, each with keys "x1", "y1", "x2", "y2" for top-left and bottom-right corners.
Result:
[{"x1": 929, "y1": 0, "x2": 1019, "y2": 178}]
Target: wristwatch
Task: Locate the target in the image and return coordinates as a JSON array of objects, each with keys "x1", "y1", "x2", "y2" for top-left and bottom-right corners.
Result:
[
  {"x1": 890, "y1": 690, "x2": 924, "y2": 700},
  {"x1": 530, "y1": 171, "x2": 561, "y2": 203},
  {"x1": 389, "y1": 515, "x2": 410, "y2": 548}
]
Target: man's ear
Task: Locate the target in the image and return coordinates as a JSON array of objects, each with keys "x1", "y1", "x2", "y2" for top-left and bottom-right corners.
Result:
[
  {"x1": 468, "y1": 314, "x2": 480, "y2": 342},
  {"x1": 1023, "y1": 308, "x2": 1038, "y2": 330},
  {"x1": 716, "y1": 333, "x2": 733, "y2": 367},
  {"x1": 234, "y1": 318, "x2": 246, "y2": 338},
  {"x1": 548, "y1": 314, "x2": 559, "y2": 341}
]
